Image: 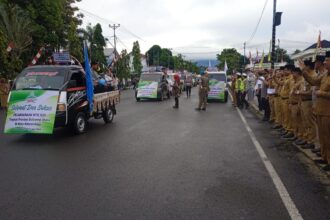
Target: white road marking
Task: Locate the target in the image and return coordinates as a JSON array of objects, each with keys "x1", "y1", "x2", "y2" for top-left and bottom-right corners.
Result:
[{"x1": 229, "y1": 93, "x2": 303, "y2": 220}]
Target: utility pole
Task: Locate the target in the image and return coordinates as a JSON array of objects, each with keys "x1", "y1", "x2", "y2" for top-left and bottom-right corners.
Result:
[
  {"x1": 109, "y1": 24, "x2": 120, "y2": 74},
  {"x1": 243, "y1": 42, "x2": 246, "y2": 68},
  {"x1": 109, "y1": 24, "x2": 120, "y2": 59},
  {"x1": 271, "y1": 0, "x2": 277, "y2": 69}
]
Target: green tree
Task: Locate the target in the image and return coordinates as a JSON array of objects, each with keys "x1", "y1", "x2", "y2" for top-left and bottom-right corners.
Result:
[
  {"x1": 82, "y1": 23, "x2": 107, "y2": 70},
  {"x1": 146, "y1": 45, "x2": 162, "y2": 66},
  {"x1": 132, "y1": 41, "x2": 142, "y2": 75},
  {"x1": 159, "y1": 48, "x2": 172, "y2": 68},
  {"x1": 0, "y1": 3, "x2": 32, "y2": 79},
  {"x1": 117, "y1": 50, "x2": 130, "y2": 81},
  {"x1": 173, "y1": 54, "x2": 185, "y2": 71},
  {"x1": 6, "y1": 0, "x2": 82, "y2": 64},
  {"x1": 216, "y1": 48, "x2": 243, "y2": 74},
  {"x1": 91, "y1": 23, "x2": 107, "y2": 68}
]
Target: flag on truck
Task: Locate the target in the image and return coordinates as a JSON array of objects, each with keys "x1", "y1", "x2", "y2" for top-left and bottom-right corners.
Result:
[{"x1": 83, "y1": 42, "x2": 94, "y2": 113}]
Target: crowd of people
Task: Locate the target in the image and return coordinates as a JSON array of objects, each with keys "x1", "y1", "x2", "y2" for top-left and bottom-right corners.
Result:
[{"x1": 230, "y1": 51, "x2": 330, "y2": 170}]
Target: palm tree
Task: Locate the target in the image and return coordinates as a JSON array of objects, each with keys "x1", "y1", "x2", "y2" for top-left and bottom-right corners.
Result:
[{"x1": 0, "y1": 4, "x2": 33, "y2": 56}]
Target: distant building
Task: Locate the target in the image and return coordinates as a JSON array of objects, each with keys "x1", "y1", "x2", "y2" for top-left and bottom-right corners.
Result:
[
  {"x1": 104, "y1": 48, "x2": 119, "y2": 68},
  {"x1": 291, "y1": 40, "x2": 330, "y2": 65},
  {"x1": 128, "y1": 53, "x2": 149, "y2": 74}
]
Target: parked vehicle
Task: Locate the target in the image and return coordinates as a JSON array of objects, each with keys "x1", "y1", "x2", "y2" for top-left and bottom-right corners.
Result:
[
  {"x1": 5, "y1": 65, "x2": 120, "y2": 135},
  {"x1": 135, "y1": 72, "x2": 170, "y2": 101},
  {"x1": 207, "y1": 71, "x2": 228, "y2": 103}
]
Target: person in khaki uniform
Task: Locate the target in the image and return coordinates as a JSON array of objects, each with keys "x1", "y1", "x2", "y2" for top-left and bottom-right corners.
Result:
[
  {"x1": 296, "y1": 60, "x2": 317, "y2": 149},
  {"x1": 272, "y1": 69, "x2": 284, "y2": 129},
  {"x1": 196, "y1": 71, "x2": 209, "y2": 111},
  {"x1": 274, "y1": 65, "x2": 295, "y2": 138},
  {"x1": 299, "y1": 51, "x2": 330, "y2": 170},
  {"x1": 289, "y1": 68, "x2": 305, "y2": 141}
]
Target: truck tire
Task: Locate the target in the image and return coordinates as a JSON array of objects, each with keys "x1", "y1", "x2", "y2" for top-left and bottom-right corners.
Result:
[
  {"x1": 73, "y1": 112, "x2": 87, "y2": 134},
  {"x1": 224, "y1": 91, "x2": 228, "y2": 103},
  {"x1": 103, "y1": 107, "x2": 114, "y2": 123},
  {"x1": 136, "y1": 97, "x2": 140, "y2": 102}
]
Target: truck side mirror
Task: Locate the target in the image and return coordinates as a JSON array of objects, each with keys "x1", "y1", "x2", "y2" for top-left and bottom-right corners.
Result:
[{"x1": 68, "y1": 80, "x2": 77, "y2": 88}]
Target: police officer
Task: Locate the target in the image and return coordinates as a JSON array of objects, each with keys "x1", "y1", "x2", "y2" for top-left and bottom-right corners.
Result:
[
  {"x1": 196, "y1": 71, "x2": 209, "y2": 111},
  {"x1": 235, "y1": 72, "x2": 243, "y2": 108}
]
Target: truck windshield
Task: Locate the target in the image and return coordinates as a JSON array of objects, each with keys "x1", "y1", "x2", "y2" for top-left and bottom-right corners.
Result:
[
  {"x1": 140, "y1": 74, "x2": 162, "y2": 82},
  {"x1": 209, "y1": 74, "x2": 226, "y2": 82},
  {"x1": 14, "y1": 69, "x2": 66, "y2": 90}
]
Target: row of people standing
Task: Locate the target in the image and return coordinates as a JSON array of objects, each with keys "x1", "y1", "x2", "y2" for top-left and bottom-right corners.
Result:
[{"x1": 243, "y1": 52, "x2": 330, "y2": 171}]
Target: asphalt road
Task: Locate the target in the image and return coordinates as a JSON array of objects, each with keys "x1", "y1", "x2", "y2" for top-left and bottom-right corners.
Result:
[{"x1": 0, "y1": 88, "x2": 329, "y2": 220}]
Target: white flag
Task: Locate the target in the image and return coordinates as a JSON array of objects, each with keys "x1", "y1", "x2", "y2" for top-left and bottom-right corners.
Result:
[{"x1": 224, "y1": 60, "x2": 228, "y2": 72}]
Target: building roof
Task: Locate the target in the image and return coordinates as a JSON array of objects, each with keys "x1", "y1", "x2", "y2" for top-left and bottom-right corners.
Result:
[{"x1": 304, "y1": 40, "x2": 330, "y2": 51}]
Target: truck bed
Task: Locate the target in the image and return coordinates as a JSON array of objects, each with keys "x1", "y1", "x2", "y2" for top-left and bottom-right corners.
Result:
[{"x1": 93, "y1": 90, "x2": 120, "y2": 112}]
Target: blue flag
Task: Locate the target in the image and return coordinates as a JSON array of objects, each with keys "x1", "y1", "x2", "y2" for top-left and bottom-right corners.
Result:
[{"x1": 83, "y1": 42, "x2": 94, "y2": 113}]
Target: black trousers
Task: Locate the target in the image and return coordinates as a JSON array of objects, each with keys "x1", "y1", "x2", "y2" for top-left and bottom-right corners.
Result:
[
  {"x1": 241, "y1": 92, "x2": 249, "y2": 108},
  {"x1": 236, "y1": 91, "x2": 242, "y2": 107},
  {"x1": 174, "y1": 97, "x2": 179, "y2": 107},
  {"x1": 261, "y1": 97, "x2": 270, "y2": 119},
  {"x1": 186, "y1": 86, "x2": 192, "y2": 97}
]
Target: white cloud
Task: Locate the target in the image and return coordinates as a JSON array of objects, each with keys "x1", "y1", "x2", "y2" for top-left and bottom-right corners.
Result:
[{"x1": 76, "y1": 0, "x2": 330, "y2": 59}]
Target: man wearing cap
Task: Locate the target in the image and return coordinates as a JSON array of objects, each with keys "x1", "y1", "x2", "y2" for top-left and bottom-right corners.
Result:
[
  {"x1": 196, "y1": 71, "x2": 209, "y2": 111},
  {"x1": 274, "y1": 65, "x2": 295, "y2": 138},
  {"x1": 235, "y1": 72, "x2": 243, "y2": 108},
  {"x1": 299, "y1": 51, "x2": 330, "y2": 170}
]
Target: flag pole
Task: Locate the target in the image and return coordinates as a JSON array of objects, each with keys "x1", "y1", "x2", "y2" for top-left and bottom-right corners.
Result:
[{"x1": 271, "y1": 0, "x2": 277, "y2": 70}]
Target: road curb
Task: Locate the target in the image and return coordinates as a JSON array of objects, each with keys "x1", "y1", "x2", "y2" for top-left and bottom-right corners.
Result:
[{"x1": 249, "y1": 101, "x2": 330, "y2": 177}]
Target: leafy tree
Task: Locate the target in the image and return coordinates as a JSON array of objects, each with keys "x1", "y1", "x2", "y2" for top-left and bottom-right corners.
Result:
[
  {"x1": 159, "y1": 48, "x2": 172, "y2": 68},
  {"x1": 0, "y1": 3, "x2": 32, "y2": 79},
  {"x1": 82, "y1": 23, "x2": 107, "y2": 70},
  {"x1": 292, "y1": 49, "x2": 301, "y2": 55},
  {"x1": 216, "y1": 48, "x2": 243, "y2": 74},
  {"x1": 117, "y1": 50, "x2": 130, "y2": 81},
  {"x1": 146, "y1": 45, "x2": 162, "y2": 66},
  {"x1": 173, "y1": 54, "x2": 185, "y2": 71},
  {"x1": 91, "y1": 23, "x2": 107, "y2": 67},
  {"x1": 275, "y1": 48, "x2": 293, "y2": 64},
  {"x1": 132, "y1": 41, "x2": 142, "y2": 75}
]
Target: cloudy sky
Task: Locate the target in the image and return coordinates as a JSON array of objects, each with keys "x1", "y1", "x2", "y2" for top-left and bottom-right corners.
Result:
[{"x1": 76, "y1": 0, "x2": 330, "y2": 59}]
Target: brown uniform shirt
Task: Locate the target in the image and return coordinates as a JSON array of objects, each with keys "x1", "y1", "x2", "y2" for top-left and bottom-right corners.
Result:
[
  {"x1": 280, "y1": 75, "x2": 294, "y2": 98},
  {"x1": 290, "y1": 76, "x2": 304, "y2": 104},
  {"x1": 303, "y1": 69, "x2": 330, "y2": 116}
]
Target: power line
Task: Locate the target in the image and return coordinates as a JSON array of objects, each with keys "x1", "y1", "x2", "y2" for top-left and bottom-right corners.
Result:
[
  {"x1": 79, "y1": 8, "x2": 146, "y2": 42},
  {"x1": 246, "y1": 0, "x2": 269, "y2": 44}
]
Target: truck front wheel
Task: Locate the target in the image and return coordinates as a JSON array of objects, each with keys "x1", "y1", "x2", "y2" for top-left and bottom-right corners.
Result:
[
  {"x1": 73, "y1": 112, "x2": 87, "y2": 134},
  {"x1": 103, "y1": 107, "x2": 114, "y2": 123}
]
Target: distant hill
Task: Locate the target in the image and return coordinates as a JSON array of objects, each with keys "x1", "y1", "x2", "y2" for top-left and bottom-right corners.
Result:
[{"x1": 193, "y1": 59, "x2": 220, "y2": 67}]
